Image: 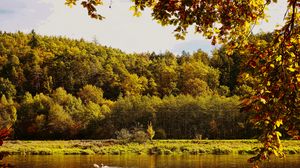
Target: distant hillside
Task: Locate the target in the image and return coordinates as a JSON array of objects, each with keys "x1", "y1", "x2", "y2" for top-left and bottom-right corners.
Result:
[{"x1": 0, "y1": 31, "x2": 257, "y2": 140}]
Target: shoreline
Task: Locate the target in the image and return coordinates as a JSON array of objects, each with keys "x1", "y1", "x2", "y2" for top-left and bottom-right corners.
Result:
[{"x1": 1, "y1": 140, "x2": 299, "y2": 156}]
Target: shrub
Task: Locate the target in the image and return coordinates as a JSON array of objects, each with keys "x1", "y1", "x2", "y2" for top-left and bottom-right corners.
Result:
[
  {"x1": 147, "y1": 122, "x2": 155, "y2": 141},
  {"x1": 211, "y1": 147, "x2": 232, "y2": 155},
  {"x1": 132, "y1": 130, "x2": 148, "y2": 144},
  {"x1": 115, "y1": 129, "x2": 132, "y2": 143},
  {"x1": 149, "y1": 147, "x2": 163, "y2": 155},
  {"x1": 155, "y1": 128, "x2": 166, "y2": 139}
]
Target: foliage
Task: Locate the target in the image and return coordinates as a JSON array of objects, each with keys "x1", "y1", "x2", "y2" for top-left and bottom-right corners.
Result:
[
  {"x1": 0, "y1": 32, "x2": 228, "y2": 100},
  {"x1": 65, "y1": 0, "x2": 104, "y2": 19},
  {"x1": 0, "y1": 95, "x2": 17, "y2": 150},
  {"x1": 67, "y1": 0, "x2": 268, "y2": 44},
  {"x1": 0, "y1": 28, "x2": 297, "y2": 165},
  {"x1": 14, "y1": 88, "x2": 107, "y2": 139},
  {"x1": 154, "y1": 128, "x2": 167, "y2": 139},
  {"x1": 115, "y1": 129, "x2": 132, "y2": 142},
  {"x1": 64, "y1": 0, "x2": 298, "y2": 166},
  {"x1": 147, "y1": 121, "x2": 155, "y2": 141},
  {"x1": 0, "y1": 95, "x2": 17, "y2": 124},
  {"x1": 242, "y1": 5, "x2": 300, "y2": 165},
  {"x1": 0, "y1": 127, "x2": 11, "y2": 146},
  {"x1": 0, "y1": 31, "x2": 249, "y2": 140},
  {"x1": 0, "y1": 29, "x2": 275, "y2": 143},
  {"x1": 0, "y1": 121, "x2": 12, "y2": 161},
  {"x1": 1, "y1": 140, "x2": 299, "y2": 156},
  {"x1": 115, "y1": 127, "x2": 148, "y2": 144},
  {"x1": 132, "y1": 130, "x2": 148, "y2": 144},
  {"x1": 77, "y1": 85, "x2": 104, "y2": 105},
  {"x1": 0, "y1": 78, "x2": 16, "y2": 98}
]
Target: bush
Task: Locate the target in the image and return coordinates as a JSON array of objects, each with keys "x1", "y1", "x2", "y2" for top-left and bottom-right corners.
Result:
[
  {"x1": 132, "y1": 130, "x2": 148, "y2": 144},
  {"x1": 155, "y1": 128, "x2": 167, "y2": 139},
  {"x1": 149, "y1": 146, "x2": 163, "y2": 155},
  {"x1": 115, "y1": 129, "x2": 132, "y2": 142},
  {"x1": 211, "y1": 147, "x2": 232, "y2": 155},
  {"x1": 164, "y1": 149, "x2": 172, "y2": 155},
  {"x1": 115, "y1": 127, "x2": 148, "y2": 144}
]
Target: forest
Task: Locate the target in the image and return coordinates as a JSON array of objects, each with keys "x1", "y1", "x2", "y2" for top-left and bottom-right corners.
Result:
[{"x1": 0, "y1": 31, "x2": 275, "y2": 140}]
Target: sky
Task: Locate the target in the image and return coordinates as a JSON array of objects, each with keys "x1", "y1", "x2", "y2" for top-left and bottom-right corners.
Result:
[{"x1": 0, "y1": 0, "x2": 287, "y2": 55}]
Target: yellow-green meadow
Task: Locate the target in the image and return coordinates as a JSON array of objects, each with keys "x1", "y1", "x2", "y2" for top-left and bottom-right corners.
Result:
[{"x1": 1, "y1": 140, "x2": 299, "y2": 156}]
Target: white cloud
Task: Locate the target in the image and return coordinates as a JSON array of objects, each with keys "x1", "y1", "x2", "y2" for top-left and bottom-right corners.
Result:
[
  {"x1": 36, "y1": 0, "x2": 179, "y2": 54},
  {"x1": 0, "y1": 0, "x2": 51, "y2": 32},
  {"x1": 253, "y1": 1, "x2": 288, "y2": 33}
]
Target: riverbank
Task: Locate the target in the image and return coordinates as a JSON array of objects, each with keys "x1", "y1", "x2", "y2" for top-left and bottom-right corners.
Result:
[{"x1": 1, "y1": 140, "x2": 299, "y2": 155}]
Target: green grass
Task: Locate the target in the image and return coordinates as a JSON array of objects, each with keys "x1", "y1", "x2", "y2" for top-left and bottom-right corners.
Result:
[{"x1": 1, "y1": 140, "x2": 299, "y2": 156}]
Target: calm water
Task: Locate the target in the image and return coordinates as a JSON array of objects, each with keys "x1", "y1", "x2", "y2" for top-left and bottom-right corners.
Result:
[{"x1": 2, "y1": 155, "x2": 300, "y2": 168}]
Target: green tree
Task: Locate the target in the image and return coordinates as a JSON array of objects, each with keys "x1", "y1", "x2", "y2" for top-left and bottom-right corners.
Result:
[
  {"x1": 15, "y1": 92, "x2": 52, "y2": 139},
  {"x1": 121, "y1": 74, "x2": 148, "y2": 96},
  {"x1": 191, "y1": 49, "x2": 210, "y2": 65},
  {"x1": 150, "y1": 53, "x2": 179, "y2": 97},
  {"x1": 48, "y1": 103, "x2": 75, "y2": 138},
  {"x1": 77, "y1": 85, "x2": 105, "y2": 105},
  {"x1": 0, "y1": 95, "x2": 17, "y2": 127},
  {"x1": 179, "y1": 58, "x2": 219, "y2": 93},
  {"x1": 111, "y1": 95, "x2": 159, "y2": 131},
  {"x1": 210, "y1": 47, "x2": 241, "y2": 92},
  {"x1": 182, "y1": 78, "x2": 210, "y2": 97},
  {"x1": 0, "y1": 78, "x2": 16, "y2": 98},
  {"x1": 28, "y1": 30, "x2": 40, "y2": 49}
]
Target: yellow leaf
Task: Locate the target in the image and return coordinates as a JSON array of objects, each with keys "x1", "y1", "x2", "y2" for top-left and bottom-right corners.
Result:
[
  {"x1": 274, "y1": 150, "x2": 279, "y2": 157},
  {"x1": 290, "y1": 52, "x2": 296, "y2": 58},
  {"x1": 276, "y1": 55, "x2": 282, "y2": 62},
  {"x1": 245, "y1": 73, "x2": 249, "y2": 79},
  {"x1": 214, "y1": 28, "x2": 220, "y2": 33},
  {"x1": 260, "y1": 98, "x2": 266, "y2": 104},
  {"x1": 275, "y1": 119, "x2": 283, "y2": 127},
  {"x1": 297, "y1": 74, "x2": 300, "y2": 82},
  {"x1": 275, "y1": 131, "x2": 282, "y2": 137},
  {"x1": 287, "y1": 67, "x2": 296, "y2": 72},
  {"x1": 129, "y1": 6, "x2": 142, "y2": 17}
]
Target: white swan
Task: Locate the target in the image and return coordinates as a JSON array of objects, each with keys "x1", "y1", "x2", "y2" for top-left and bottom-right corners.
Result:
[
  {"x1": 101, "y1": 163, "x2": 110, "y2": 168},
  {"x1": 93, "y1": 163, "x2": 110, "y2": 168},
  {"x1": 93, "y1": 163, "x2": 100, "y2": 168}
]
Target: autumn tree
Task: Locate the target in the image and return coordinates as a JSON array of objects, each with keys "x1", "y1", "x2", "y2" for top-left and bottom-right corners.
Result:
[
  {"x1": 149, "y1": 52, "x2": 179, "y2": 96},
  {"x1": 121, "y1": 73, "x2": 148, "y2": 96},
  {"x1": 0, "y1": 78, "x2": 16, "y2": 98},
  {"x1": 0, "y1": 95, "x2": 17, "y2": 128},
  {"x1": 147, "y1": 121, "x2": 155, "y2": 141},
  {"x1": 28, "y1": 30, "x2": 40, "y2": 49},
  {"x1": 210, "y1": 46, "x2": 241, "y2": 92},
  {"x1": 77, "y1": 84, "x2": 105, "y2": 105}
]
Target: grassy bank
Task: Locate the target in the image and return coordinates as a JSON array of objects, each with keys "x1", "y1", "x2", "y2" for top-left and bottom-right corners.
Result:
[{"x1": 1, "y1": 140, "x2": 299, "y2": 156}]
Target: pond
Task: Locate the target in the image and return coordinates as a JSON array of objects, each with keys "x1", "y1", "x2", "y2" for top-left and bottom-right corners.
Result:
[{"x1": 2, "y1": 155, "x2": 300, "y2": 168}]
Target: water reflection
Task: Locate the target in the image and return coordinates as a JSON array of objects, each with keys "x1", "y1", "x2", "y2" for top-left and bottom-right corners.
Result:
[{"x1": 2, "y1": 155, "x2": 300, "y2": 168}]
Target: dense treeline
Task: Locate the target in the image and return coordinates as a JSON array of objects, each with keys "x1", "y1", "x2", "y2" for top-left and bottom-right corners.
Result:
[{"x1": 0, "y1": 31, "x2": 258, "y2": 140}]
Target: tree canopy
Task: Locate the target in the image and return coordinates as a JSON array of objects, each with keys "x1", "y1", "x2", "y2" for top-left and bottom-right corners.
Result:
[{"x1": 0, "y1": 31, "x2": 255, "y2": 141}]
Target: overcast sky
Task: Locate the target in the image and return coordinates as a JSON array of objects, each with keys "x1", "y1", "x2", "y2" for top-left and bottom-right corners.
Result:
[{"x1": 0, "y1": 0, "x2": 287, "y2": 55}]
